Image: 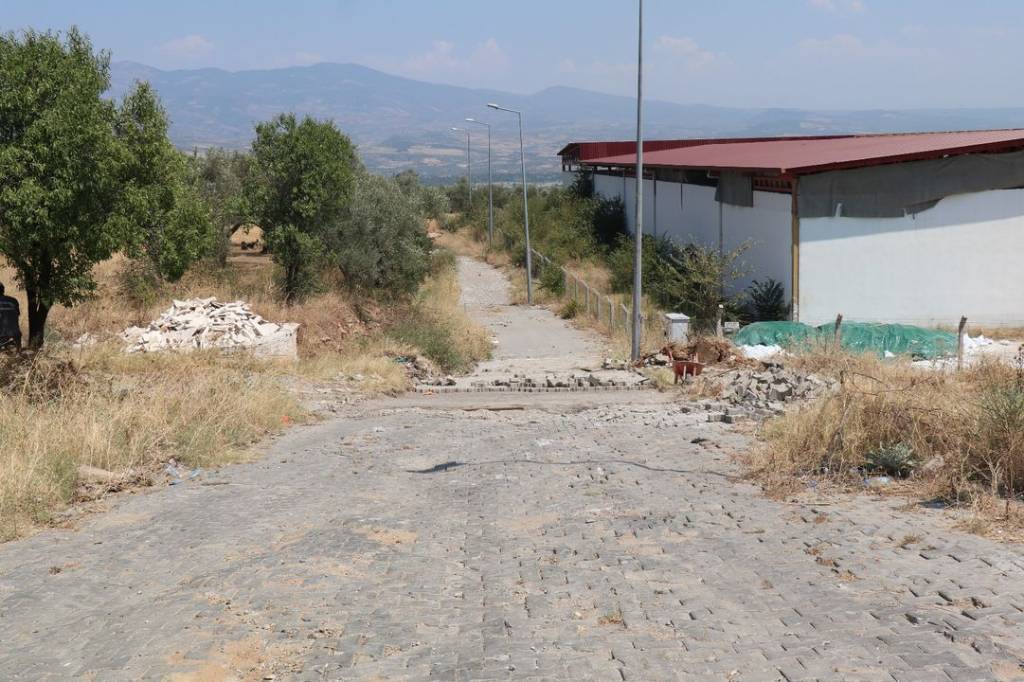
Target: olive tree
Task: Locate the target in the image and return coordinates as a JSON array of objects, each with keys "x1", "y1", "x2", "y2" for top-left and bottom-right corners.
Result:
[
  {"x1": 191, "y1": 148, "x2": 251, "y2": 266},
  {"x1": 0, "y1": 28, "x2": 212, "y2": 346},
  {"x1": 245, "y1": 113, "x2": 359, "y2": 302},
  {"x1": 115, "y1": 82, "x2": 215, "y2": 282},
  {"x1": 332, "y1": 172, "x2": 432, "y2": 297}
]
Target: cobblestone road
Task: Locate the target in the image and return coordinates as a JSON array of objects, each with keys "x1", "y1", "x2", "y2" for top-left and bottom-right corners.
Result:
[{"x1": 2, "y1": 259, "x2": 1024, "y2": 681}]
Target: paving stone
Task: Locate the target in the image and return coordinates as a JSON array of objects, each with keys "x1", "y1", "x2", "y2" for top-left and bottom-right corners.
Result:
[{"x1": 1, "y1": 389, "x2": 1024, "y2": 680}]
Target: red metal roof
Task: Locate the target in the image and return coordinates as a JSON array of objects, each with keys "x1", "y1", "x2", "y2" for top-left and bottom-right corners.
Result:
[{"x1": 564, "y1": 129, "x2": 1024, "y2": 176}]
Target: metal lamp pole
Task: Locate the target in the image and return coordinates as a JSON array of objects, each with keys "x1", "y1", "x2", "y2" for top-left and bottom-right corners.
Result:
[
  {"x1": 451, "y1": 127, "x2": 472, "y2": 210},
  {"x1": 487, "y1": 102, "x2": 532, "y2": 305},
  {"x1": 465, "y1": 117, "x2": 493, "y2": 248},
  {"x1": 630, "y1": 0, "x2": 645, "y2": 362}
]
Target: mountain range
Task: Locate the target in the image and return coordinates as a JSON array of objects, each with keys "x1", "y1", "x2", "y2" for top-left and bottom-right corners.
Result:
[{"x1": 108, "y1": 61, "x2": 1024, "y2": 182}]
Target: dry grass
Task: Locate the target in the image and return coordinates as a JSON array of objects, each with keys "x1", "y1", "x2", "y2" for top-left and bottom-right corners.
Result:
[
  {"x1": 0, "y1": 239, "x2": 488, "y2": 540},
  {"x1": 749, "y1": 349, "x2": 1024, "y2": 511},
  {"x1": 295, "y1": 338, "x2": 414, "y2": 395},
  {"x1": 387, "y1": 257, "x2": 492, "y2": 373},
  {"x1": 0, "y1": 347, "x2": 303, "y2": 541}
]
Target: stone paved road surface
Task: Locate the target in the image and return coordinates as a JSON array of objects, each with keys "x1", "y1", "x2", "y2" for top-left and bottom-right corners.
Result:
[{"x1": 2, "y1": 259, "x2": 1024, "y2": 681}]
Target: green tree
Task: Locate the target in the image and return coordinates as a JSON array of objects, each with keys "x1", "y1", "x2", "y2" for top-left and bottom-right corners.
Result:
[
  {"x1": 394, "y1": 169, "x2": 449, "y2": 225},
  {"x1": 191, "y1": 148, "x2": 251, "y2": 266},
  {"x1": 0, "y1": 29, "x2": 135, "y2": 346},
  {"x1": 114, "y1": 82, "x2": 215, "y2": 282},
  {"x1": 332, "y1": 172, "x2": 432, "y2": 297},
  {"x1": 245, "y1": 113, "x2": 359, "y2": 302}
]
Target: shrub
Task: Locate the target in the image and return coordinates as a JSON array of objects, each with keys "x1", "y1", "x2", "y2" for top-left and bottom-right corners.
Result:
[
  {"x1": 865, "y1": 443, "x2": 919, "y2": 477},
  {"x1": 747, "y1": 278, "x2": 789, "y2": 321},
  {"x1": 560, "y1": 299, "x2": 581, "y2": 319},
  {"x1": 609, "y1": 235, "x2": 748, "y2": 330},
  {"x1": 751, "y1": 349, "x2": 1024, "y2": 503},
  {"x1": 539, "y1": 264, "x2": 565, "y2": 296},
  {"x1": 385, "y1": 252, "x2": 491, "y2": 373},
  {"x1": 332, "y1": 172, "x2": 432, "y2": 298}
]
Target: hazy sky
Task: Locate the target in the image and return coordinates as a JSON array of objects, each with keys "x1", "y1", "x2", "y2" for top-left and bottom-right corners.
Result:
[{"x1": 5, "y1": 0, "x2": 1024, "y2": 110}]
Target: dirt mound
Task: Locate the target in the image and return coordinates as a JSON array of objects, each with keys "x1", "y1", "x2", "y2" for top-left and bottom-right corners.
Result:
[
  {"x1": 658, "y1": 336, "x2": 750, "y2": 365},
  {"x1": 0, "y1": 353, "x2": 83, "y2": 401}
]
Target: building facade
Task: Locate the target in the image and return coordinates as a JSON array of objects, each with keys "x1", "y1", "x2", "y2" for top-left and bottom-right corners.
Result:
[{"x1": 560, "y1": 131, "x2": 1024, "y2": 327}]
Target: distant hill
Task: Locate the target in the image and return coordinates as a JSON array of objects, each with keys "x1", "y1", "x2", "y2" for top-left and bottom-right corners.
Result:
[{"x1": 109, "y1": 61, "x2": 1024, "y2": 182}]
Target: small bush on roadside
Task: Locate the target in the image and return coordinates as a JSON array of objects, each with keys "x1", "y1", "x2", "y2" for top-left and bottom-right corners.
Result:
[
  {"x1": 865, "y1": 443, "x2": 919, "y2": 478},
  {"x1": 384, "y1": 248, "x2": 491, "y2": 374},
  {"x1": 746, "y1": 278, "x2": 789, "y2": 321},
  {"x1": 539, "y1": 265, "x2": 565, "y2": 296},
  {"x1": 560, "y1": 299, "x2": 580, "y2": 319},
  {"x1": 609, "y1": 235, "x2": 748, "y2": 331},
  {"x1": 0, "y1": 347, "x2": 303, "y2": 541}
]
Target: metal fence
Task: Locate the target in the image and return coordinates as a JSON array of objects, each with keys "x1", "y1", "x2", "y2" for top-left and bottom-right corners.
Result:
[{"x1": 529, "y1": 248, "x2": 646, "y2": 336}]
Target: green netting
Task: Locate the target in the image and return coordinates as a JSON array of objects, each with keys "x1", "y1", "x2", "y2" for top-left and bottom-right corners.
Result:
[
  {"x1": 816, "y1": 322, "x2": 957, "y2": 360},
  {"x1": 733, "y1": 321, "x2": 818, "y2": 347},
  {"x1": 734, "y1": 321, "x2": 958, "y2": 359}
]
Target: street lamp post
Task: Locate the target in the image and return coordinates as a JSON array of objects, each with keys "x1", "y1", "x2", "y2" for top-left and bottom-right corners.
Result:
[
  {"x1": 450, "y1": 127, "x2": 472, "y2": 210},
  {"x1": 487, "y1": 102, "x2": 532, "y2": 305},
  {"x1": 465, "y1": 118, "x2": 493, "y2": 248},
  {"x1": 630, "y1": 0, "x2": 645, "y2": 362}
]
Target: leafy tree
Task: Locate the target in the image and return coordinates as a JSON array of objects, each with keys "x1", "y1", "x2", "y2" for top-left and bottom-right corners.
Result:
[
  {"x1": 191, "y1": 148, "x2": 251, "y2": 265},
  {"x1": 245, "y1": 113, "x2": 359, "y2": 302},
  {"x1": 394, "y1": 169, "x2": 449, "y2": 223},
  {"x1": 0, "y1": 29, "x2": 153, "y2": 346},
  {"x1": 114, "y1": 82, "x2": 215, "y2": 282},
  {"x1": 446, "y1": 176, "x2": 471, "y2": 214},
  {"x1": 332, "y1": 172, "x2": 432, "y2": 297}
]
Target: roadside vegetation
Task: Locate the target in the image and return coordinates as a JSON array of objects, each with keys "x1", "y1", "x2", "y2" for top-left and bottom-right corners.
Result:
[
  {"x1": 441, "y1": 171, "x2": 757, "y2": 357},
  {"x1": 741, "y1": 344, "x2": 1024, "y2": 534},
  {"x1": 0, "y1": 27, "x2": 488, "y2": 539}
]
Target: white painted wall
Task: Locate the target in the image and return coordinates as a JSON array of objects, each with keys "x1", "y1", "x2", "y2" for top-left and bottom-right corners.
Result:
[
  {"x1": 593, "y1": 172, "x2": 792, "y2": 297},
  {"x1": 800, "y1": 188, "x2": 1024, "y2": 327}
]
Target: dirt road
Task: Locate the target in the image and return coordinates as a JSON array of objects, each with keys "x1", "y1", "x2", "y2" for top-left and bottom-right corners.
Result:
[{"x1": 2, "y1": 258, "x2": 1024, "y2": 681}]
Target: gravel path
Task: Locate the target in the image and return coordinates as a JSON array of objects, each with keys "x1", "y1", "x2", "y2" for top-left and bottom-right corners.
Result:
[{"x1": 1, "y1": 259, "x2": 1024, "y2": 681}]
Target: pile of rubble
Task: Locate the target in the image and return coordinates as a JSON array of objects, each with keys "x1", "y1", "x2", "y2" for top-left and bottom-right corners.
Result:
[
  {"x1": 121, "y1": 298, "x2": 299, "y2": 359},
  {"x1": 713, "y1": 362, "x2": 835, "y2": 413},
  {"x1": 477, "y1": 372, "x2": 641, "y2": 390}
]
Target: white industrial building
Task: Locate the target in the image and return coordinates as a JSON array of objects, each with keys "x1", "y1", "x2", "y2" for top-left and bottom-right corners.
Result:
[{"x1": 559, "y1": 131, "x2": 1024, "y2": 327}]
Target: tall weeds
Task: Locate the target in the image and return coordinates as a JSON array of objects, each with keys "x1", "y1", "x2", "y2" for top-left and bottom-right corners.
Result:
[
  {"x1": 752, "y1": 349, "x2": 1024, "y2": 503},
  {"x1": 0, "y1": 349, "x2": 303, "y2": 540}
]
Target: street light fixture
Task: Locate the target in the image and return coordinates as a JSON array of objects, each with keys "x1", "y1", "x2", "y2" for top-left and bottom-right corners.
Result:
[
  {"x1": 486, "y1": 102, "x2": 533, "y2": 305},
  {"x1": 450, "y1": 126, "x2": 472, "y2": 209},
  {"x1": 465, "y1": 118, "x2": 493, "y2": 248}
]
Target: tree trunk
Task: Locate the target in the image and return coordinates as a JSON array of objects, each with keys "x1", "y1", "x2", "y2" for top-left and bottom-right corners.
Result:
[{"x1": 24, "y1": 287, "x2": 50, "y2": 349}]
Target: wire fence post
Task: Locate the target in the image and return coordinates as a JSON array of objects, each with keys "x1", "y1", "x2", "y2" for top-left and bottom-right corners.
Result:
[{"x1": 957, "y1": 315, "x2": 968, "y2": 371}]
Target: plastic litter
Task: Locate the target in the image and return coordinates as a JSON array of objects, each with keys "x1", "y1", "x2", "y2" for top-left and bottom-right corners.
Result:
[{"x1": 165, "y1": 459, "x2": 202, "y2": 485}]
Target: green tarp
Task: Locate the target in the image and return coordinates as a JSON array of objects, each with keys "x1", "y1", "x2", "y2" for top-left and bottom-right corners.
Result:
[{"x1": 734, "y1": 321, "x2": 958, "y2": 360}]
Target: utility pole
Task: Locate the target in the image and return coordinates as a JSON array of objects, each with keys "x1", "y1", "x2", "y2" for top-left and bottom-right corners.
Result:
[
  {"x1": 630, "y1": 0, "x2": 645, "y2": 362},
  {"x1": 465, "y1": 118, "x2": 493, "y2": 247}
]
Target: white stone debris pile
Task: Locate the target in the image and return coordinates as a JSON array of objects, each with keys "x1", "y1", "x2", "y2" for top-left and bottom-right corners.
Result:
[{"x1": 121, "y1": 298, "x2": 299, "y2": 359}]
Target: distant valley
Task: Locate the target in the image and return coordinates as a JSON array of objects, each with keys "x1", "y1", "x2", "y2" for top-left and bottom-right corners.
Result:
[{"x1": 109, "y1": 61, "x2": 1024, "y2": 182}]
